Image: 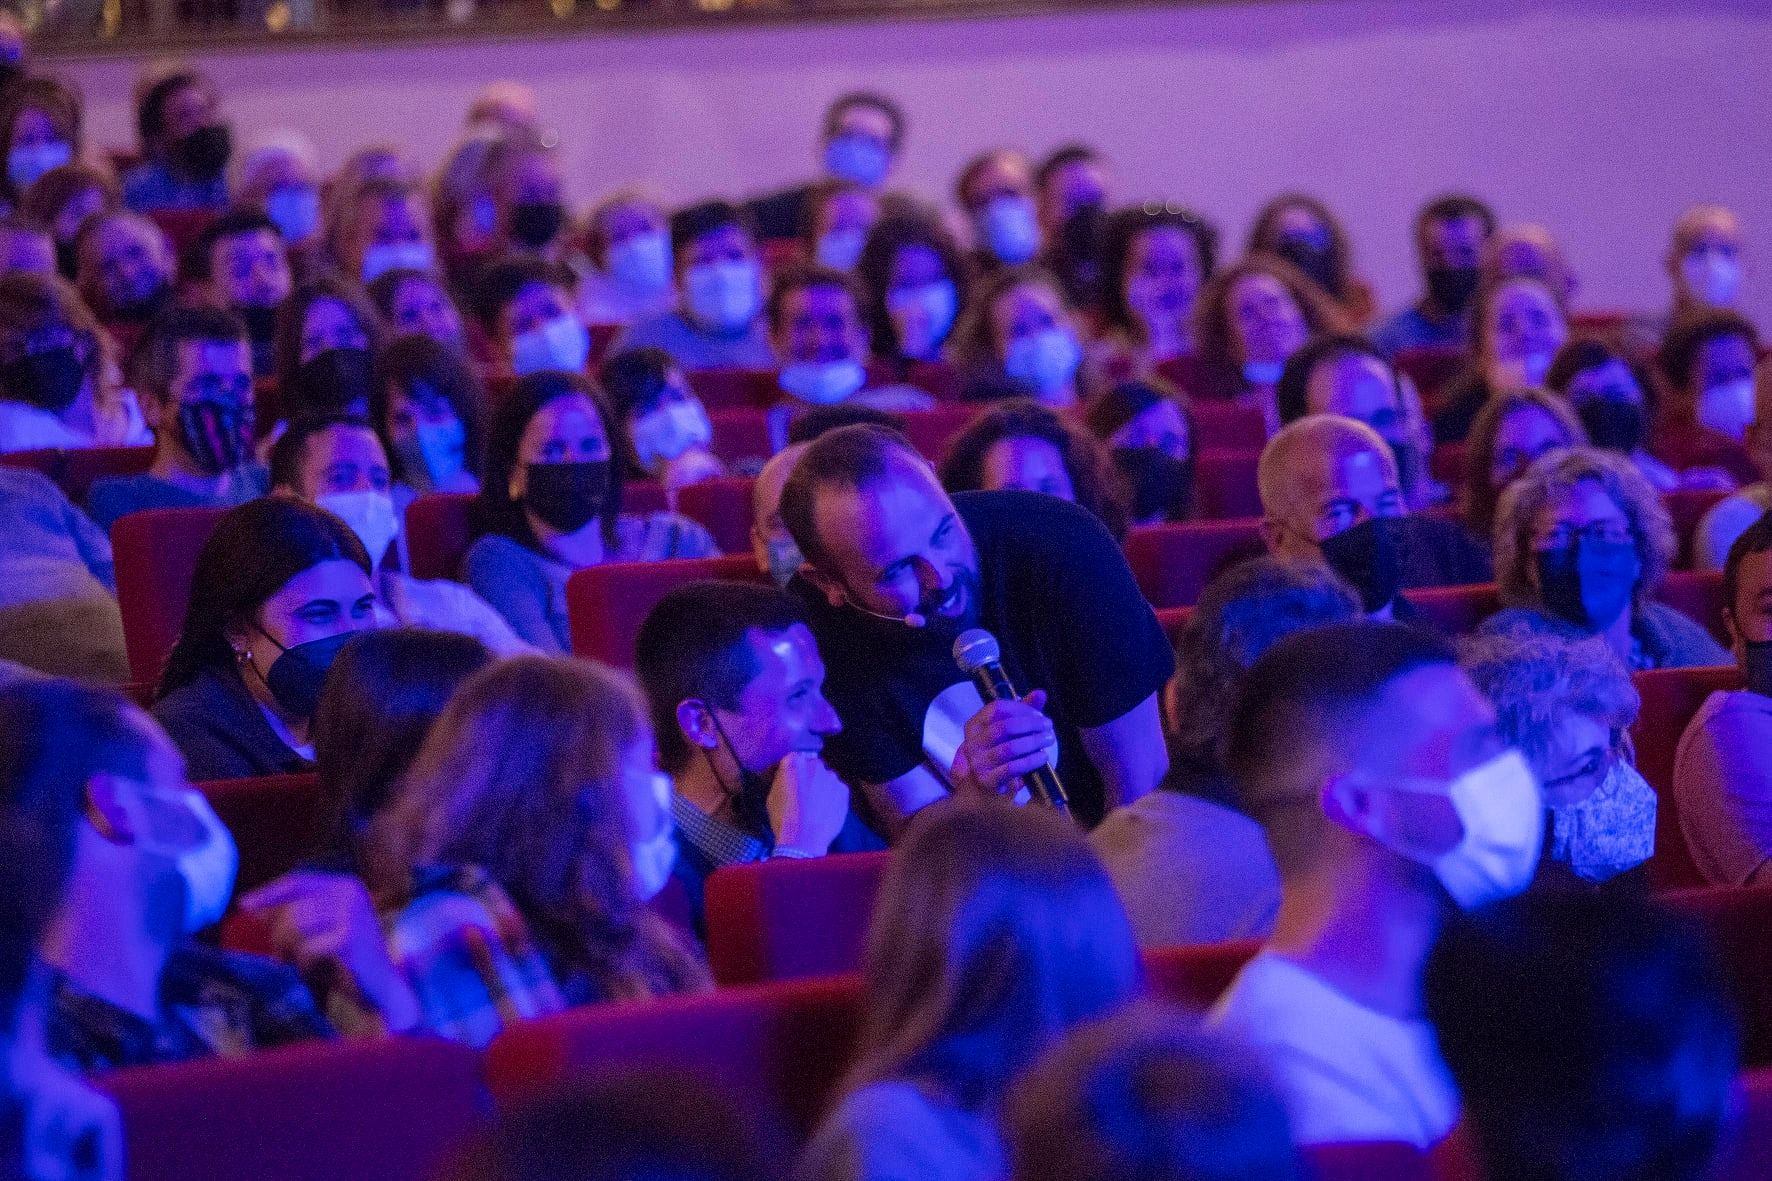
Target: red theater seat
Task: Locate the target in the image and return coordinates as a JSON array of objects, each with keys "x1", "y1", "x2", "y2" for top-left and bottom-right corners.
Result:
[
  {"x1": 677, "y1": 476, "x2": 759, "y2": 555},
  {"x1": 687, "y1": 368, "x2": 779, "y2": 411},
  {"x1": 1125, "y1": 519, "x2": 1264, "y2": 609},
  {"x1": 1155, "y1": 605, "x2": 1191, "y2": 648},
  {"x1": 1394, "y1": 346, "x2": 1466, "y2": 403},
  {"x1": 1186, "y1": 400, "x2": 1268, "y2": 451},
  {"x1": 903, "y1": 360, "x2": 963, "y2": 402},
  {"x1": 567, "y1": 554, "x2": 766, "y2": 667},
  {"x1": 1669, "y1": 886, "x2": 1772, "y2": 1067},
  {"x1": 113, "y1": 507, "x2": 227, "y2": 686},
  {"x1": 0, "y1": 447, "x2": 60, "y2": 482},
  {"x1": 1656, "y1": 569, "x2": 1727, "y2": 645},
  {"x1": 587, "y1": 322, "x2": 623, "y2": 366},
  {"x1": 60, "y1": 446, "x2": 156, "y2": 503},
  {"x1": 146, "y1": 208, "x2": 218, "y2": 260},
  {"x1": 1143, "y1": 939, "x2": 1261, "y2": 1010},
  {"x1": 1402, "y1": 583, "x2": 1500, "y2": 636},
  {"x1": 1429, "y1": 442, "x2": 1467, "y2": 487},
  {"x1": 1666, "y1": 487, "x2": 1730, "y2": 569},
  {"x1": 1192, "y1": 449, "x2": 1262, "y2": 520},
  {"x1": 98, "y1": 1036, "x2": 484, "y2": 1181},
  {"x1": 197, "y1": 773, "x2": 329, "y2": 894},
  {"x1": 403, "y1": 493, "x2": 476, "y2": 582},
  {"x1": 1153, "y1": 354, "x2": 1210, "y2": 398},
  {"x1": 1630, "y1": 665, "x2": 1740, "y2": 890},
  {"x1": 709, "y1": 408, "x2": 772, "y2": 464},
  {"x1": 900, "y1": 404, "x2": 982, "y2": 463},
  {"x1": 705, "y1": 852, "x2": 891, "y2": 986}
]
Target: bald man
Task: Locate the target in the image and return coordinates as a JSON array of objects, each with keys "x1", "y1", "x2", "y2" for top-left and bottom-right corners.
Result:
[
  {"x1": 1669, "y1": 205, "x2": 1744, "y2": 314},
  {"x1": 1258, "y1": 415, "x2": 1491, "y2": 618},
  {"x1": 752, "y1": 441, "x2": 810, "y2": 587}
]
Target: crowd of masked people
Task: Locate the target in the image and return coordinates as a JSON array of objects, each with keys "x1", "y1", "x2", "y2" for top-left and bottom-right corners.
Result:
[{"x1": 0, "y1": 40, "x2": 1769, "y2": 1180}]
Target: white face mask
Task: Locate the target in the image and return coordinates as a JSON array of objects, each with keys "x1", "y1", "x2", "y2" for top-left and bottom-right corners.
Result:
[
  {"x1": 1367, "y1": 750, "x2": 1544, "y2": 910},
  {"x1": 134, "y1": 787, "x2": 240, "y2": 934},
  {"x1": 630, "y1": 399, "x2": 713, "y2": 472},
  {"x1": 779, "y1": 358, "x2": 866, "y2": 406},
  {"x1": 631, "y1": 771, "x2": 677, "y2": 902},
  {"x1": 979, "y1": 195, "x2": 1041, "y2": 265},
  {"x1": 1004, "y1": 328, "x2": 1081, "y2": 398},
  {"x1": 511, "y1": 313, "x2": 591, "y2": 377},
  {"x1": 886, "y1": 281, "x2": 958, "y2": 359},
  {"x1": 1697, "y1": 377, "x2": 1757, "y2": 441},
  {"x1": 684, "y1": 259, "x2": 762, "y2": 333},
  {"x1": 361, "y1": 241, "x2": 436, "y2": 283},
  {"x1": 763, "y1": 534, "x2": 804, "y2": 588},
  {"x1": 1241, "y1": 358, "x2": 1287, "y2": 387},
  {"x1": 317, "y1": 490, "x2": 400, "y2": 567},
  {"x1": 607, "y1": 230, "x2": 672, "y2": 295},
  {"x1": 815, "y1": 228, "x2": 867, "y2": 272},
  {"x1": 1682, "y1": 248, "x2": 1742, "y2": 307}
]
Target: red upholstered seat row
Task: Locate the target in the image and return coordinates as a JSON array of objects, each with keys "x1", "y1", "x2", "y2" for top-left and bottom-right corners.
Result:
[{"x1": 0, "y1": 445, "x2": 156, "y2": 503}]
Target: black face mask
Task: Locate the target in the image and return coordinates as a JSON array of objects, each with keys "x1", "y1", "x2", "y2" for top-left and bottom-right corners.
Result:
[
  {"x1": 707, "y1": 711, "x2": 774, "y2": 843},
  {"x1": 108, "y1": 285, "x2": 170, "y2": 325},
  {"x1": 238, "y1": 304, "x2": 280, "y2": 345},
  {"x1": 1426, "y1": 265, "x2": 1480, "y2": 313},
  {"x1": 509, "y1": 201, "x2": 566, "y2": 250},
  {"x1": 1535, "y1": 537, "x2": 1640, "y2": 633},
  {"x1": 523, "y1": 459, "x2": 610, "y2": 534},
  {"x1": 258, "y1": 629, "x2": 355, "y2": 720},
  {"x1": 1320, "y1": 516, "x2": 1405, "y2": 614},
  {"x1": 176, "y1": 400, "x2": 254, "y2": 475},
  {"x1": 1576, "y1": 399, "x2": 1645, "y2": 454},
  {"x1": 1114, "y1": 446, "x2": 1194, "y2": 523},
  {"x1": 170, "y1": 123, "x2": 232, "y2": 180},
  {"x1": 0, "y1": 346, "x2": 84, "y2": 413},
  {"x1": 1276, "y1": 237, "x2": 1340, "y2": 297},
  {"x1": 1744, "y1": 640, "x2": 1772, "y2": 700},
  {"x1": 291, "y1": 347, "x2": 374, "y2": 420},
  {"x1": 53, "y1": 239, "x2": 77, "y2": 281}
]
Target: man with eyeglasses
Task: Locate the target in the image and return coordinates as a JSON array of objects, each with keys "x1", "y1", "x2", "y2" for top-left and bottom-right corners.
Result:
[
  {"x1": 86, "y1": 306, "x2": 267, "y2": 532},
  {"x1": 1257, "y1": 415, "x2": 1491, "y2": 621}
]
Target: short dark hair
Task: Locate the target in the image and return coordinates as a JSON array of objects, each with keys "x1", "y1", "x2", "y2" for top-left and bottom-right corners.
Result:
[
  {"x1": 1414, "y1": 193, "x2": 1496, "y2": 250},
  {"x1": 635, "y1": 581, "x2": 807, "y2": 772},
  {"x1": 1425, "y1": 888, "x2": 1738, "y2": 1181},
  {"x1": 192, "y1": 206, "x2": 282, "y2": 282},
  {"x1": 130, "y1": 303, "x2": 248, "y2": 407},
  {"x1": 1658, "y1": 308, "x2": 1761, "y2": 393},
  {"x1": 777, "y1": 423, "x2": 919, "y2": 571},
  {"x1": 668, "y1": 200, "x2": 753, "y2": 261},
  {"x1": 136, "y1": 68, "x2": 209, "y2": 147},
  {"x1": 1224, "y1": 621, "x2": 1456, "y2": 818},
  {"x1": 268, "y1": 413, "x2": 378, "y2": 494},
  {"x1": 468, "y1": 254, "x2": 574, "y2": 332},
  {"x1": 823, "y1": 91, "x2": 906, "y2": 151},
  {"x1": 1096, "y1": 204, "x2": 1218, "y2": 334},
  {"x1": 1034, "y1": 142, "x2": 1103, "y2": 192},
  {"x1": 371, "y1": 333, "x2": 486, "y2": 486},
  {"x1": 597, "y1": 346, "x2": 675, "y2": 421},
  {"x1": 766, "y1": 262, "x2": 865, "y2": 336},
  {"x1": 786, "y1": 403, "x2": 905, "y2": 446},
  {"x1": 1724, "y1": 511, "x2": 1772, "y2": 629},
  {"x1": 1273, "y1": 333, "x2": 1399, "y2": 427}
]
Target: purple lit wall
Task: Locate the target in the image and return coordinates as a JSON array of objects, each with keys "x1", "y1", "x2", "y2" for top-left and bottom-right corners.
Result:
[{"x1": 50, "y1": 0, "x2": 1772, "y2": 321}]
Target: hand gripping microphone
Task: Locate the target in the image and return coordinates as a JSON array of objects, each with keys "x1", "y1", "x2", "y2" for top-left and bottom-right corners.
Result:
[{"x1": 953, "y1": 628, "x2": 1069, "y2": 814}]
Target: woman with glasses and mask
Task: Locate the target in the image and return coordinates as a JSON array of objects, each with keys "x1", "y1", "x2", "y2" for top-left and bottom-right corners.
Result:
[
  {"x1": 1480, "y1": 447, "x2": 1727, "y2": 670},
  {"x1": 464, "y1": 370, "x2": 716, "y2": 652},
  {"x1": 1461, "y1": 630, "x2": 1651, "y2": 885},
  {"x1": 154, "y1": 496, "x2": 380, "y2": 781}
]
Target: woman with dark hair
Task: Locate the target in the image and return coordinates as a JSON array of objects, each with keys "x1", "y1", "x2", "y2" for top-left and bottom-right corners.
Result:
[
  {"x1": 366, "y1": 267, "x2": 469, "y2": 356},
  {"x1": 1081, "y1": 380, "x2": 1195, "y2": 526},
  {"x1": 371, "y1": 332, "x2": 484, "y2": 502},
  {"x1": 1086, "y1": 203, "x2": 1217, "y2": 389},
  {"x1": 1544, "y1": 337, "x2": 1683, "y2": 492},
  {"x1": 0, "y1": 76, "x2": 84, "y2": 209},
  {"x1": 1188, "y1": 254, "x2": 1349, "y2": 421},
  {"x1": 1429, "y1": 272, "x2": 1568, "y2": 444},
  {"x1": 939, "y1": 398, "x2": 1129, "y2": 542},
  {"x1": 800, "y1": 797, "x2": 1141, "y2": 1181},
  {"x1": 463, "y1": 369, "x2": 716, "y2": 651},
  {"x1": 854, "y1": 211, "x2": 970, "y2": 371},
  {"x1": 0, "y1": 269, "x2": 146, "y2": 452},
  {"x1": 1461, "y1": 388, "x2": 1587, "y2": 542},
  {"x1": 1245, "y1": 193, "x2": 1375, "y2": 328},
  {"x1": 19, "y1": 162, "x2": 116, "y2": 280},
  {"x1": 152, "y1": 496, "x2": 379, "y2": 780},
  {"x1": 273, "y1": 276, "x2": 384, "y2": 424},
  {"x1": 597, "y1": 345, "x2": 725, "y2": 490}
]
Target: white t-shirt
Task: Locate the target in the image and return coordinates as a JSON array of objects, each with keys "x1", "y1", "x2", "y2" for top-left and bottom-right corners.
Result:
[{"x1": 1208, "y1": 952, "x2": 1458, "y2": 1148}]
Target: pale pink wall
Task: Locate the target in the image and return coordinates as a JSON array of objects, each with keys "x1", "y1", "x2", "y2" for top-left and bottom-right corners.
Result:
[{"x1": 46, "y1": 0, "x2": 1772, "y2": 323}]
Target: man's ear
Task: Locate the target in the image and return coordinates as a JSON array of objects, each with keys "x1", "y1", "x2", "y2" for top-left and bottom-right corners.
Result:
[
  {"x1": 676, "y1": 699, "x2": 720, "y2": 752},
  {"x1": 84, "y1": 773, "x2": 135, "y2": 844},
  {"x1": 1258, "y1": 516, "x2": 1286, "y2": 556},
  {"x1": 1322, "y1": 773, "x2": 1380, "y2": 841},
  {"x1": 141, "y1": 391, "x2": 166, "y2": 433},
  {"x1": 798, "y1": 563, "x2": 847, "y2": 609}
]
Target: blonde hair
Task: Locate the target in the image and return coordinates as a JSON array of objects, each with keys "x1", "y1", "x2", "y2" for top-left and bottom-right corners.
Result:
[
  {"x1": 838, "y1": 797, "x2": 1141, "y2": 1113},
  {"x1": 1491, "y1": 446, "x2": 1674, "y2": 611},
  {"x1": 377, "y1": 655, "x2": 709, "y2": 1001},
  {"x1": 1256, "y1": 413, "x2": 1396, "y2": 523},
  {"x1": 1462, "y1": 389, "x2": 1588, "y2": 539}
]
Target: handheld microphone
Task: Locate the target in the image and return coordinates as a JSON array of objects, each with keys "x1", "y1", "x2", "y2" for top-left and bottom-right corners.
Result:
[{"x1": 953, "y1": 628, "x2": 1068, "y2": 814}]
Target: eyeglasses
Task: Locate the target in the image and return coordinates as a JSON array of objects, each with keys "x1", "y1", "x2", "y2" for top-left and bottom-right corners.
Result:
[
  {"x1": 1542, "y1": 747, "x2": 1616, "y2": 797},
  {"x1": 1534, "y1": 521, "x2": 1635, "y2": 551}
]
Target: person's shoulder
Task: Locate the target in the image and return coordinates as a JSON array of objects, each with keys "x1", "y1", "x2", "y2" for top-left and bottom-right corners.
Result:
[
  {"x1": 955, "y1": 487, "x2": 1106, "y2": 540},
  {"x1": 0, "y1": 462, "x2": 69, "y2": 504},
  {"x1": 166, "y1": 942, "x2": 306, "y2": 995},
  {"x1": 1639, "y1": 600, "x2": 1729, "y2": 657},
  {"x1": 617, "y1": 510, "x2": 719, "y2": 561},
  {"x1": 463, "y1": 531, "x2": 532, "y2": 569}
]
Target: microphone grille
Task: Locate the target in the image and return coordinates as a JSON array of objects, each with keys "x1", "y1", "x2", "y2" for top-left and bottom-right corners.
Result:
[{"x1": 953, "y1": 628, "x2": 1000, "y2": 674}]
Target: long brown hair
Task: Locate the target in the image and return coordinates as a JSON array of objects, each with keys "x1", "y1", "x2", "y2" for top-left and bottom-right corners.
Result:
[
  {"x1": 1188, "y1": 253, "x2": 1348, "y2": 401},
  {"x1": 837, "y1": 797, "x2": 1142, "y2": 1113},
  {"x1": 376, "y1": 655, "x2": 710, "y2": 1002}
]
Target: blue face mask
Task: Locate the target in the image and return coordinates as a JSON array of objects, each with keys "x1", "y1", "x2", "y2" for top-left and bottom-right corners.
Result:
[
  {"x1": 1535, "y1": 537, "x2": 1641, "y2": 633},
  {"x1": 815, "y1": 228, "x2": 867, "y2": 272},
  {"x1": 265, "y1": 186, "x2": 321, "y2": 245},
  {"x1": 979, "y1": 195, "x2": 1041, "y2": 265},
  {"x1": 823, "y1": 133, "x2": 891, "y2": 188},
  {"x1": 606, "y1": 230, "x2": 672, "y2": 294},
  {"x1": 6, "y1": 140, "x2": 70, "y2": 193},
  {"x1": 886, "y1": 280, "x2": 959, "y2": 359},
  {"x1": 361, "y1": 240, "x2": 435, "y2": 283},
  {"x1": 1004, "y1": 328, "x2": 1081, "y2": 398}
]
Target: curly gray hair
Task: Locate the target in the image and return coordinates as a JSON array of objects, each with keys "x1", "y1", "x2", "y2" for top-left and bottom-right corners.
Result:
[{"x1": 1458, "y1": 630, "x2": 1640, "y2": 776}]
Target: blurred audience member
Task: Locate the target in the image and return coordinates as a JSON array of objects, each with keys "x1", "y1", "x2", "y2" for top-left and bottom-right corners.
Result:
[
  {"x1": 1081, "y1": 379, "x2": 1195, "y2": 526},
  {"x1": 72, "y1": 211, "x2": 174, "y2": 338},
  {"x1": 231, "y1": 131, "x2": 322, "y2": 259},
  {"x1": 1432, "y1": 273, "x2": 1568, "y2": 443},
  {"x1": 471, "y1": 255, "x2": 587, "y2": 381},
  {"x1": 21, "y1": 163, "x2": 117, "y2": 281},
  {"x1": 1545, "y1": 337, "x2": 1686, "y2": 491},
  {"x1": 332, "y1": 177, "x2": 434, "y2": 286},
  {"x1": 953, "y1": 266, "x2": 1085, "y2": 407},
  {"x1": 1695, "y1": 356, "x2": 1772, "y2": 570},
  {"x1": 855, "y1": 211, "x2": 969, "y2": 372},
  {"x1": 196, "y1": 207, "x2": 292, "y2": 375},
  {"x1": 0, "y1": 76, "x2": 82, "y2": 211},
  {"x1": 956, "y1": 149, "x2": 1042, "y2": 272},
  {"x1": 370, "y1": 332, "x2": 484, "y2": 504},
  {"x1": 1371, "y1": 193, "x2": 1494, "y2": 357},
  {"x1": 0, "y1": 270, "x2": 146, "y2": 452},
  {"x1": 1247, "y1": 193, "x2": 1374, "y2": 327},
  {"x1": 576, "y1": 191, "x2": 676, "y2": 327},
  {"x1": 621, "y1": 200, "x2": 775, "y2": 371},
  {"x1": 1035, "y1": 143, "x2": 1110, "y2": 249},
  {"x1": 483, "y1": 129, "x2": 567, "y2": 260},
  {"x1": 803, "y1": 178, "x2": 880, "y2": 274},
  {"x1": 1460, "y1": 388, "x2": 1587, "y2": 542},
  {"x1": 122, "y1": 67, "x2": 231, "y2": 214},
  {"x1": 747, "y1": 92, "x2": 906, "y2": 243},
  {"x1": 1482, "y1": 223, "x2": 1578, "y2": 306},
  {"x1": 366, "y1": 267, "x2": 467, "y2": 355},
  {"x1": 1189, "y1": 254, "x2": 1346, "y2": 422},
  {"x1": 598, "y1": 345, "x2": 724, "y2": 492},
  {"x1": 0, "y1": 213, "x2": 53, "y2": 277},
  {"x1": 1088, "y1": 204, "x2": 1217, "y2": 386},
  {"x1": 1276, "y1": 334, "x2": 1439, "y2": 509},
  {"x1": 940, "y1": 397, "x2": 1129, "y2": 541},
  {"x1": 273, "y1": 278, "x2": 382, "y2": 425},
  {"x1": 1655, "y1": 308, "x2": 1761, "y2": 483},
  {"x1": 751, "y1": 441, "x2": 808, "y2": 587},
  {"x1": 0, "y1": 467, "x2": 126, "y2": 682},
  {"x1": 1667, "y1": 204, "x2": 1744, "y2": 317}
]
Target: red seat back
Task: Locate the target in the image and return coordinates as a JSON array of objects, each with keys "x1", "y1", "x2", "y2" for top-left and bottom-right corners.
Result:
[
  {"x1": 1666, "y1": 487, "x2": 1731, "y2": 569},
  {"x1": 1155, "y1": 605, "x2": 1191, "y2": 648},
  {"x1": 902, "y1": 360, "x2": 962, "y2": 402},
  {"x1": 1394, "y1": 346, "x2": 1467, "y2": 402},
  {"x1": 587, "y1": 322, "x2": 623, "y2": 367},
  {"x1": 0, "y1": 447, "x2": 60, "y2": 482},
  {"x1": 98, "y1": 1036, "x2": 484, "y2": 1181},
  {"x1": 1630, "y1": 665, "x2": 1741, "y2": 890},
  {"x1": 1192, "y1": 448, "x2": 1262, "y2": 520},
  {"x1": 900, "y1": 404, "x2": 983, "y2": 464},
  {"x1": 403, "y1": 493, "x2": 475, "y2": 582},
  {"x1": 567, "y1": 554, "x2": 766, "y2": 668},
  {"x1": 197, "y1": 773, "x2": 329, "y2": 895},
  {"x1": 1402, "y1": 583, "x2": 1500, "y2": 636},
  {"x1": 1669, "y1": 886, "x2": 1772, "y2": 1066},
  {"x1": 1144, "y1": 939, "x2": 1262, "y2": 1010},
  {"x1": 483, "y1": 974, "x2": 860, "y2": 1142},
  {"x1": 709, "y1": 408, "x2": 771, "y2": 465},
  {"x1": 1429, "y1": 442, "x2": 1468, "y2": 487},
  {"x1": 61, "y1": 446, "x2": 157, "y2": 503},
  {"x1": 113, "y1": 507, "x2": 226, "y2": 686},
  {"x1": 1153, "y1": 354, "x2": 1211, "y2": 398},
  {"x1": 1186, "y1": 399, "x2": 1268, "y2": 451},
  {"x1": 1656, "y1": 569, "x2": 1728, "y2": 645},
  {"x1": 1125, "y1": 519, "x2": 1264, "y2": 609},
  {"x1": 146, "y1": 208, "x2": 219, "y2": 262},
  {"x1": 677, "y1": 476, "x2": 759, "y2": 555},
  {"x1": 687, "y1": 368, "x2": 779, "y2": 411},
  {"x1": 705, "y1": 852, "x2": 891, "y2": 987}
]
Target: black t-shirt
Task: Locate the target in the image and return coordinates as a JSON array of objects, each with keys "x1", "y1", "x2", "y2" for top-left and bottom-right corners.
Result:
[{"x1": 794, "y1": 490, "x2": 1174, "y2": 827}]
